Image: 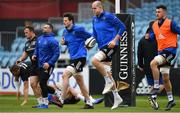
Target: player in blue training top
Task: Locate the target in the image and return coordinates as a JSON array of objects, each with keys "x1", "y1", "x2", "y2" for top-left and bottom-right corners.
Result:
[
  {"x1": 91, "y1": 1, "x2": 126, "y2": 110},
  {"x1": 32, "y1": 23, "x2": 60, "y2": 109},
  {"x1": 60, "y1": 13, "x2": 94, "y2": 109}
]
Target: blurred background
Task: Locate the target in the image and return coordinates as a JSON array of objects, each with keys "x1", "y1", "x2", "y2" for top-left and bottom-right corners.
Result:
[{"x1": 0, "y1": 0, "x2": 180, "y2": 96}]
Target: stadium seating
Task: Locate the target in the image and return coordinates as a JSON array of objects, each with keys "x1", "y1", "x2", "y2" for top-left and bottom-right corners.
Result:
[{"x1": 1, "y1": 0, "x2": 180, "y2": 68}]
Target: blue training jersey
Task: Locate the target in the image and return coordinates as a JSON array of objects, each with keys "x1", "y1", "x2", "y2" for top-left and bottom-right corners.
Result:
[
  {"x1": 92, "y1": 11, "x2": 126, "y2": 49},
  {"x1": 34, "y1": 33, "x2": 60, "y2": 67},
  {"x1": 62, "y1": 25, "x2": 91, "y2": 60}
]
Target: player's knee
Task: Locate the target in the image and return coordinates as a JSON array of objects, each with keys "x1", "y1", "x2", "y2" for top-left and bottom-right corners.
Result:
[
  {"x1": 75, "y1": 74, "x2": 83, "y2": 83},
  {"x1": 92, "y1": 51, "x2": 105, "y2": 65},
  {"x1": 162, "y1": 73, "x2": 170, "y2": 83},
  {"x1": 92, "y1": 57, "x2": 98, "y2": 66},
  {"x1": 64, "y1": 66, "x2": 76, "y2": 76},
  {"x1": 150, "y1": 60, "x2": 155, "y2": 68},
  {"x1": 150, "y1": 60, "x2": 158, "y2": 68}
]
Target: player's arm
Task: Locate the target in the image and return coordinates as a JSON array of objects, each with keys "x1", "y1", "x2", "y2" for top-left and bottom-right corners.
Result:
[
  {"x1": 17, "y1": 51, "x2": 28, "y2": 64},
  {"x1": 171, "y1": 20, "x2": 180, "y2": 35},
  {"x1": 92, "y1": 18, "x2": 98, "y2": 40},
  {"x1": 137, "y1": 39, "x2": 144, "y2": 71},
  {"x1": 107, "y1": 14, "x2": 126, "y2": 48},
  {"x1": 14, "y1": 80, "x2": 20, "y2": 103},
  {"x1": 47, "y1": 40, "x2": 60, "y2": 68},
  {"x1": 60, "y1": 31, "x2": 67, "y2": 45},
  {"x1": 21, "y1": 80, "x2": 29, "y2": 106}
]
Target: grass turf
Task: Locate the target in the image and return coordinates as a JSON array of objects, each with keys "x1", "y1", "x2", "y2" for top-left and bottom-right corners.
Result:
[{"x1": 0, "y1": 95, "x2": 180, "y2": 113}]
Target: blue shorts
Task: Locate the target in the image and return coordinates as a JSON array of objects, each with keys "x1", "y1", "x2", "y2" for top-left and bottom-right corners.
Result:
[{"x1": 146, "y1": 74, "x2": 163, "y2": 86}]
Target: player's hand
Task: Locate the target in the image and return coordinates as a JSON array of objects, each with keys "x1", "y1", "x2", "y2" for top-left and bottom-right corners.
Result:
[
  {"x1": 108, "y1": 40, "x2": 116, "y2": 48},
  {"x1": 32, "y1": 55, "x2": 37, "y2": 61},
  {"x1": 21, "y1": 100, "x2": 27, "y2": 106},
  {"x1": 43, "y1": 62, "x2": 49, "y2": 70},
  {"x1": 16, "y1": 59, "x2": 21, "y2": 64},
  {"x1": 60, "y1": 37, "x2": 65, "y2": 45}
]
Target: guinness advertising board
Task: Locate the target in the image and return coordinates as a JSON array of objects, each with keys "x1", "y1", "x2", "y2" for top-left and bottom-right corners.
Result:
[{"x1": 104, "y1": 14, "x2": 136, "y2": 107}]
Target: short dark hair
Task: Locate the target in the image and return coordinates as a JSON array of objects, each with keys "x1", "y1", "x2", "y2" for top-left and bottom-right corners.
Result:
[
  {"x1": 45, "y1": 23, "x2": 54, "y2": 31},
  {"x1": 63, "y1": 13, "x2": 74, "y2": 24},
  {"x1": 24, "y1": 26, "x2": 35, "y2": 32},
  {"x1": 156, "y1": 5, "x2": 167, "y2": 11}
]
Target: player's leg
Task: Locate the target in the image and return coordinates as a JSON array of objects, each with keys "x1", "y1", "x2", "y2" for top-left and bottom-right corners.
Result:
[
  {"x1": 103, "y1": 62, "x2": 123, "y2": 109},
  {"x1": 29, "y1": 76, "x2": 42, "y2": 106},
  {"x1": 92, "y1": 51, "x2": 114, "y2": 94},
  {"x1": 36, "y1": 68, "x2": 52, "y2": 109},
  {"x1": 61, "y1": 66, "x2": 74, "y2": 104},
  {"x1": 146, "y1": 75, "x2": 164, "y2": 110},
  {"x1": 161, "y1": 67, "x2": 176, "y2": 111},
  {"x1": 74, "y1": 74, "x2": 93, "y2": 109},
  {"x1": 150, "y1": 55, "x2": 166, "y2": 93}
]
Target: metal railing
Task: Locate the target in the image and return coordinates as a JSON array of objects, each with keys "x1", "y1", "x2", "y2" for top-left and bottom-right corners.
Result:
[{"x1": 0, "y1": 32, "x2": 16, "y2": 51}]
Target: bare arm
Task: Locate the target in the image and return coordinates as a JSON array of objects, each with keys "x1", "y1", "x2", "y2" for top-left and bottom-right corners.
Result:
[
  {"x1": 17, "y1": 51, "x2": 28, "y2": 64},
  {"x1": 21, "y1": 80, "x2": 29, "y2": 106}
]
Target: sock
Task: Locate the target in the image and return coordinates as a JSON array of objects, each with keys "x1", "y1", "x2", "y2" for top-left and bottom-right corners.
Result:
[
  {"x1": 151, "y1": 94, "x2": 157, "y2": 99},
  {"x1": 37, "y1": 97, "x2": 43, "y2": 105},
  {"x1": 43, "y1": 97, "x2": 49, "y2": 105},
  {"x1": 77, "y1": 94, "x2": 85, "y2": 102},
  {"x1": 55, "y1": 89, "x2": 61, "y2": 99},
  {"x1": 89, "y1": 96, "x2": 95, "y2": 103},
  {"x1": 104, "y1": 75, "x2": 112, "y2": 84},
  {"x1": 167, "y1": 91, "x2": 173, "y2": 102},
  {"x1": 153, "y1": 80, "x2": 160, "y2": 89},
  {"x1": 112, "y1": 89, "x2": 120, "y2": 99},
  {"x1": 86, "y1": 99, "x2": 93, "y2": 106}
]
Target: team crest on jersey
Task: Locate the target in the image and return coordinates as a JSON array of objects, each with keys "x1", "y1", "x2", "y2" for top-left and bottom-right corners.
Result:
[
  {"x1": 102, "y1": 16, "x2": 106, "y2": 20},
  {"x1": 158, "y1": 34, "x2": 165, "y2": 39}
]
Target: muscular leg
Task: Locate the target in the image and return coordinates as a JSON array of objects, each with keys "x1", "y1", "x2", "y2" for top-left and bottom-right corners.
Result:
[
  {"x1": 92, "y1": 54, "x2": 108, "y2": 77},
  {"x1": 62, "y1": 70, "x2": 71, "y2": 102},
  {"x1": 163, "y1": 73, "x2": 174, "y2": 102},
  {"x1": 150, "y1": 59, "x2": 160, "y2": 89},
  {"x1": 74, "y1": 74, "x2": 93, "y2": 108},
  {"x1": 150, "y1": 56, "x2": 166, "y2": 89},
  {"x1": 74, "y1": 74, "x2": 90, "y2": 101},
  {"x1": 163, "y1": 73, "x2": 172, "y2": 93},
  {"x1": 30, "y1": 76, "x2": 41, "y2": 98},
  {"x1": 92, "y1": 52, "x2": 114, "y2": 94}
]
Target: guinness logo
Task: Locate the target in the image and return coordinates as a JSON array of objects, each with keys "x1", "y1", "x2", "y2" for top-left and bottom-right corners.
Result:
[{"x1": 116, "y1": 81, "x2": 130, "y2": 91}]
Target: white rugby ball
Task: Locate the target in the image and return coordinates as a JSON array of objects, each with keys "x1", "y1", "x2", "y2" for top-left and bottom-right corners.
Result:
[{"x1": 85, "y1": 37, "x2": 96, "y2": 48}]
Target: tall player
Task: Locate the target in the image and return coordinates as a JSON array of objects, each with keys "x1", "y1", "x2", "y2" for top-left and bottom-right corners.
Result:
[
  {"x1": 91, "y1": 1, "x2": 126, "y2": 109},
  {"x1": 149, "y1": 5, "x2": 180, "y2": 111}
]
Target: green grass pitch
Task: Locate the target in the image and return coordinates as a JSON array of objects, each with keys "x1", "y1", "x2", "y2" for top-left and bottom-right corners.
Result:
[{"x1": 0, "y1": 95, "x2": 180, "y2": 113}]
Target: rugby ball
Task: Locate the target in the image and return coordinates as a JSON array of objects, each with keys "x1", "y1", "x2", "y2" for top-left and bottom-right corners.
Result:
[{"x1": 85, "y1": 37, "x2": 96, "y2": 48}]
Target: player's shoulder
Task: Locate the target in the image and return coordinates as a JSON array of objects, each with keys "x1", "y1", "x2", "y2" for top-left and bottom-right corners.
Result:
[
  {"x1": 103, "y1": 11, "x2": 115, "y2": 18},
  {"x1": 74, "y1": 25, "x2": 85, "y2": 31}
]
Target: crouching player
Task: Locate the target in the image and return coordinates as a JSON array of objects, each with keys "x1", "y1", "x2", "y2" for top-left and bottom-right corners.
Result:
[
  {"x1": 10, "y1": 62, "x2": 41, "y2": 106},
  {"x1": 9, "y1": 62, "x2": 62, "y2": 108}
]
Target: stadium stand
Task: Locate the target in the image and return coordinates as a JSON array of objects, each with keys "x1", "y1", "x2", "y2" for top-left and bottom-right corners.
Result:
[{"x1": 0, "y1": 0, "x2": 180, "y2": 68}]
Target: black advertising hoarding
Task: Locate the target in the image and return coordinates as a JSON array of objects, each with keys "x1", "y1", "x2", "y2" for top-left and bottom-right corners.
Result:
[{"x1": 104, "y1": 14, "x2": 136, "y2": 107}]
